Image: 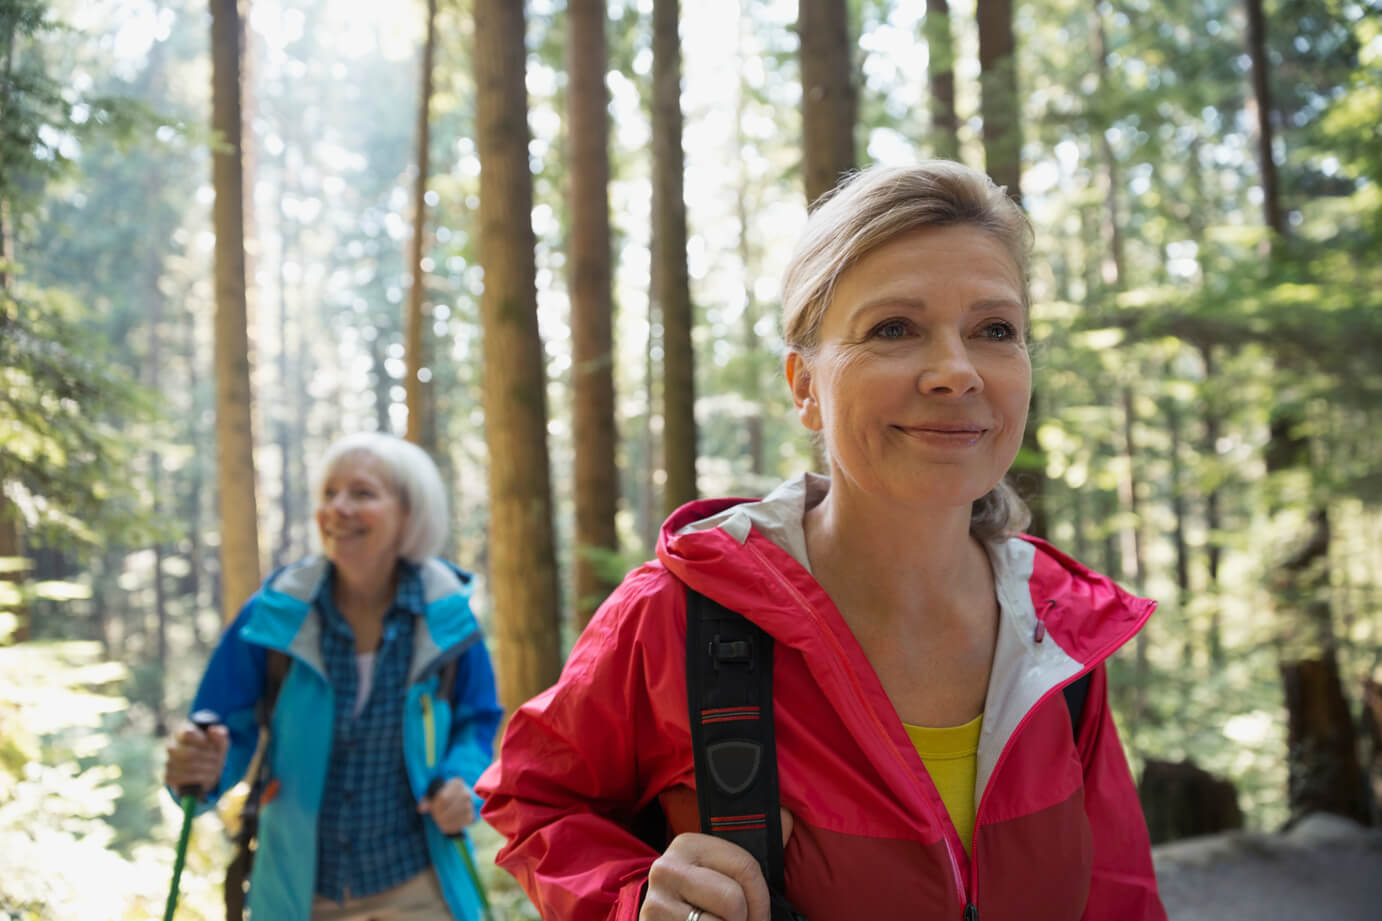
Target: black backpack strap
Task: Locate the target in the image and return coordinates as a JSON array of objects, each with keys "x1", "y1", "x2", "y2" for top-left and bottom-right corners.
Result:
[
  {"x1": 1063, "y1": 671, "x2": 1092, "y2": 741},
  {"x1": 685, "y1": 588, "x2": 798, "y2": 911}
]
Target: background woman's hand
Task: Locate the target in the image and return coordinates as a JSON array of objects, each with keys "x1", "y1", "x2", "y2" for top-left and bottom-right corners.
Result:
[
  {"x1": 418, "y1": 777, "x2": 475, "y2": 834},
  {"x1": 163, "y1": 721, "x2": 229, "y2": 793},
  {"x1": 640, "y1": 808, "x2": 794, "y2": 921}
]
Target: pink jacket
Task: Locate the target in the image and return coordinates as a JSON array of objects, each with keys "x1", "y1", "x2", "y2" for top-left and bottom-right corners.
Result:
[{"x1": 477, "y1": 477, "x2": 1166, "y2": 921}]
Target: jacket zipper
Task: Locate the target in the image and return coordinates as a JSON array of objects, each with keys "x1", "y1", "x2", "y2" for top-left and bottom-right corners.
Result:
[{"x1": 744, "y1": 541, "x2": 978, "y2": 917}]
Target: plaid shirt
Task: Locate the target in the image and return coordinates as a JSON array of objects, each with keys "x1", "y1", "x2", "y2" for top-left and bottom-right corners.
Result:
[{"x1": 313, "y1": 562, "x2": 431, "y2": 902}]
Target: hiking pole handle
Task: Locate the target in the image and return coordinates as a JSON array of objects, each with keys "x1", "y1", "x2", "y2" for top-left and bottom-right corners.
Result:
[
  {"x1": 424, "y1": 777, "x2": 493, "y2": 920},
  {"x1": 175, "y1": 709, "x2": 222, "y2": 799},
  {"x1": 164, "y1": 709, "x2": 222, "y2": 921}
]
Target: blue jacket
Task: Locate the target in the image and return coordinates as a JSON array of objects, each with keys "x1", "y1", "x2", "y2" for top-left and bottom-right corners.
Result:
[{"x1": 183, "y1": 555, "x2": 502, "y2": 921}]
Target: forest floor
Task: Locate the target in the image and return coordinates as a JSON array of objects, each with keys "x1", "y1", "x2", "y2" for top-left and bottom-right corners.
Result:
[{"x1": 1154, "y1": 813, "x2": 1382, "y2": 920}]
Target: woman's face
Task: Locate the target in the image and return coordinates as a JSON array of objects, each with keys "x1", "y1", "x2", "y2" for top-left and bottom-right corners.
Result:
[
  {"x1": 787, "y1": 224, "x2": 1031, "y2": 510},
  {"x1": 315, "y1": 452, "x2": 407, "y2": 574}
]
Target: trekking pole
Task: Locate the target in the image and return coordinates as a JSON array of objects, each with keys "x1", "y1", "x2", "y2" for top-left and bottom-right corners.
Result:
[
  {"x1": 163, "y1": 709, "x2": 221, "y2": 921},
  {"x1": 425, "y1": 777, "x2": 493, "y2": 921}
]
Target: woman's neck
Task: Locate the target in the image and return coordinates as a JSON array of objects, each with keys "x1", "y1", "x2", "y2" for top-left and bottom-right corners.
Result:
[
  {"x1": 804, "y1": 478, "x2": 988, "y2": 629},
  {"x1": 331, "y1": 561, "x2": 399, "y2": 619}
]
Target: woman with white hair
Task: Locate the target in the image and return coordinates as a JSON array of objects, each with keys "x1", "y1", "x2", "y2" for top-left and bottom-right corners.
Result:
[{"x1": 165, "y1": 432, "x2": 500, "y2": 921}]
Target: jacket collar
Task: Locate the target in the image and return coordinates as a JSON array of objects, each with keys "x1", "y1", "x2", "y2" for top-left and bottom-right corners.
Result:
[{"x1": 239, "y1": 555, "x2": 480, "y2": 684}]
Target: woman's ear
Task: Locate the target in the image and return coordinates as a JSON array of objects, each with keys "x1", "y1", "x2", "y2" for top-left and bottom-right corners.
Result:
[{"x1": 785, "y1": 351, "x2": 822, "y2": 432}]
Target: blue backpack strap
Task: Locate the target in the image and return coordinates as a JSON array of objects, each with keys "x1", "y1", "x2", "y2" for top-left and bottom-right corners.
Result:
[{"x1": 685, "y1": 587, "x2": 805, "y2": 921}]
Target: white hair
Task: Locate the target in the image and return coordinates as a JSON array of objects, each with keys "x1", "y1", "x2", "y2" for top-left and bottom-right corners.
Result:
[{"x1": 312, "y1": 432, "x2": 449, "y2": 563}]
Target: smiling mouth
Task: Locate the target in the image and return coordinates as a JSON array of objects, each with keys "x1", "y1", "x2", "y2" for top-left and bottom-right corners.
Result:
[{"x1": 895, "y1": 424, "x2": 987, "y2": 444}]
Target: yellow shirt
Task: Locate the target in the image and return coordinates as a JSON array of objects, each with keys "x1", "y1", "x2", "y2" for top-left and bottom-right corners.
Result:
[{"x1": 902, "y1": 714, "x2": 983, "y2": 855}]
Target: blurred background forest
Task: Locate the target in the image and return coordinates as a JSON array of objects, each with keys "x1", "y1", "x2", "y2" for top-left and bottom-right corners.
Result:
[{"x1": 1, "y1": 0, "x2": 1380, "y2": 917}]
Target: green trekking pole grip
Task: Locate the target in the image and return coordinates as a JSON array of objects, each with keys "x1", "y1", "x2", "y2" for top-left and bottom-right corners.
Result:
[
  {"x1": 164, "y1": 709, "x2": 221, "y2": 921},
  {"x1": 425, "y1": 777, "x2": 493, "y2": 921}
]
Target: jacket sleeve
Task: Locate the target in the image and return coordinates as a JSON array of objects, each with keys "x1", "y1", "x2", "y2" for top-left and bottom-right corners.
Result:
[
  {"x1": 1077, "y1": 664, "x2": 1167, "y2": 921},
  {"x1": 476, "y1": 565, "x2": 691, "y2": 921},
  {"x1": 440, "y1": 635, "x2": 503, "y2": 817},
  {"x1": 171, "y1": 596, "x2": 268, "y2": 810}
]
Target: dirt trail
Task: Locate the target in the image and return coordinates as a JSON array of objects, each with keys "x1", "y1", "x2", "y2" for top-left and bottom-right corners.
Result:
[{"x1": 1154, "y1": 814, "x2": 1382, "y2": 921}]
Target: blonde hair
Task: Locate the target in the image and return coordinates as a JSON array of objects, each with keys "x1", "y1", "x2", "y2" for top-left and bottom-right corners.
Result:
[{"x1": 781, "y1": 161, "x2": 1034, "y2": 540}]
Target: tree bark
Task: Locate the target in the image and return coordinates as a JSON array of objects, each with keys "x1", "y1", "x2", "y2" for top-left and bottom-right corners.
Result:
[
  {"x1": 923, "y1": 0, "x2": 959, "y2": 161},
  {"x1": 567, "y1": 0, "x2": 620, "y2": 630},
  {"x1": 211, "y1": 0, "x2": 261, "y2": 623},
  {"x1": 798, "y1": 0, "x2": 856, "y2": 207},
  {"x1": 653, "y1": 0, "x2": 697, "y2": 514},
  {"x1": 473, "y1": 0, "x2": 563, "y2": 708},
  {"x1": 406, "y1": 0, "x2": 438, "y2": 451}
]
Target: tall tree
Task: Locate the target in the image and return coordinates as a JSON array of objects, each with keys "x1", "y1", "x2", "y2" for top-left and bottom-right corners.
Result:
[
  {"x1": 798, "y1": 0, "x2": 856, "y2": 207},
  {"x1": 976, "y1": 0, "x2": 1046, "y2": 536},
  {"x1": 567, "y1": 0, "x2": 620, "y2": 629},
  {"x1": 923, "y1": 0, "x2": 960, "y2": 161},
  {"x1": 405, "y1": 0, "x2": 438, "y2": 451},
  {"x1": 653, "y1": 0, "x2": 697, "y2": 513},
  {"x1": 1245, "y1": 0, "x2": 1366, "y2": 826},
  {"x1": 210, "y1": 0, "x2": 261, "y2": 622},
  {"x1": 473, "y1": 0, "x2": 562, "y2": 707},
  {"x1": 1244, "y1": 0, "x2": 1284, "y2": 236},
  {"x1": 977, "y1": 0, "x2": 1021, "y2": 205}
]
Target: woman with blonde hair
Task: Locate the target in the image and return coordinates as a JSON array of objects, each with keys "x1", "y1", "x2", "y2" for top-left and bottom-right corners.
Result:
[{"x1": 479, "y1": 161, "x2": 1165, "y2": 921}]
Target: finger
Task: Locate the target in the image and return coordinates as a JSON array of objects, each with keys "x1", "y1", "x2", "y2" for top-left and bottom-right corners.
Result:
[
  {"x1": 207, "y1": 725, "x2": 230, "y2": 753},
  {"x1": 653, "y1": 834, "x2": 770, "y2": 921},
  {"x1": 779, "y1": 807, "x2": 794, "y2": 845}
]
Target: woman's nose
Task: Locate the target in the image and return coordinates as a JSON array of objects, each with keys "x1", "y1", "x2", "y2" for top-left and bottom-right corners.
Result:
[{"x1": 917, "y1": 336, "x2": 982, "y2": 395}]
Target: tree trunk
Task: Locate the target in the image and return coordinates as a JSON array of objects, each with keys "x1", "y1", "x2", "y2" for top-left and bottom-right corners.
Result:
[
  {"x1": 1281, "y1": 656, "x2": 1369, "y2": 825},
  {"x1": 0, "y1": 495, "x2": 26, "y2": 643},
  {"x1": 923, "y1": 0, "x2": 959, "y2": 161},
  {"x1": 473, "y1": 0, "x2": 562, "y2": 708},
  {"x1": 734, "y1": 9, "x2": 763, "y2": 478},
  {"x1": 567, "y1": 0, "x2": 620, "y2": 631},
  {"x1": 1244, "y1": 0, "x2": 1284, "y2": 235},
  {"x1": 1199, "y1": 344, "x2": 1224, "y2": 664},
  {"x1": 406, "y1": 0, "x2": 438, "y2": 451},
  {"x1": 1090, "y1": 0, "x2": 1125, "y2": 288},
  {"x1": 653, "y1": 0, "x2": 697, "y2": 514},
  {"x1": 798, "y1": 0, "x2": 856, "y2": 207},
  {"x1": 1165, "y1": 388, "x2": 1193, "y2": 665},
  {"x1": 977, "y1": 0, "x2": 1021, "y2": 206},
  {"x1": 1119, "y1": 387, "x2": 1148, "y2": 726},
  {"x1": 210, "y1": 0, "x2": 261, "y2": 623}
]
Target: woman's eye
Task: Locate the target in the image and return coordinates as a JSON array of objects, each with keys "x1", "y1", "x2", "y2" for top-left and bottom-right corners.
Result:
[
  {"x1": 872, "y1": 320, "x2": 908, "y2": 340},
  {"x1": 981, "y1": 321, "x2": 1019, "y2": 341}
]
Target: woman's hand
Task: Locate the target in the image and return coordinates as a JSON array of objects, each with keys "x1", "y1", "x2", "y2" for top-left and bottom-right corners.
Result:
[
  {"x1": 418, "y1": 777, "x2": 475, "y2": 834},
  {"x1": 164, "y1": 721, "x2": 230, "y2": 793},
  {"x1": 640, "y1": 809, "x2": 794, "y2": 921}
]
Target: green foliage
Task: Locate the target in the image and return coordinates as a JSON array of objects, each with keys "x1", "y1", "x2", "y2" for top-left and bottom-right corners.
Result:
[
  {"x1": 0, "y1": 641, "x2": 230, "y2": 921},
  {"x1": 0, "y1": 285, "x2": 158, "y2": 549}
]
